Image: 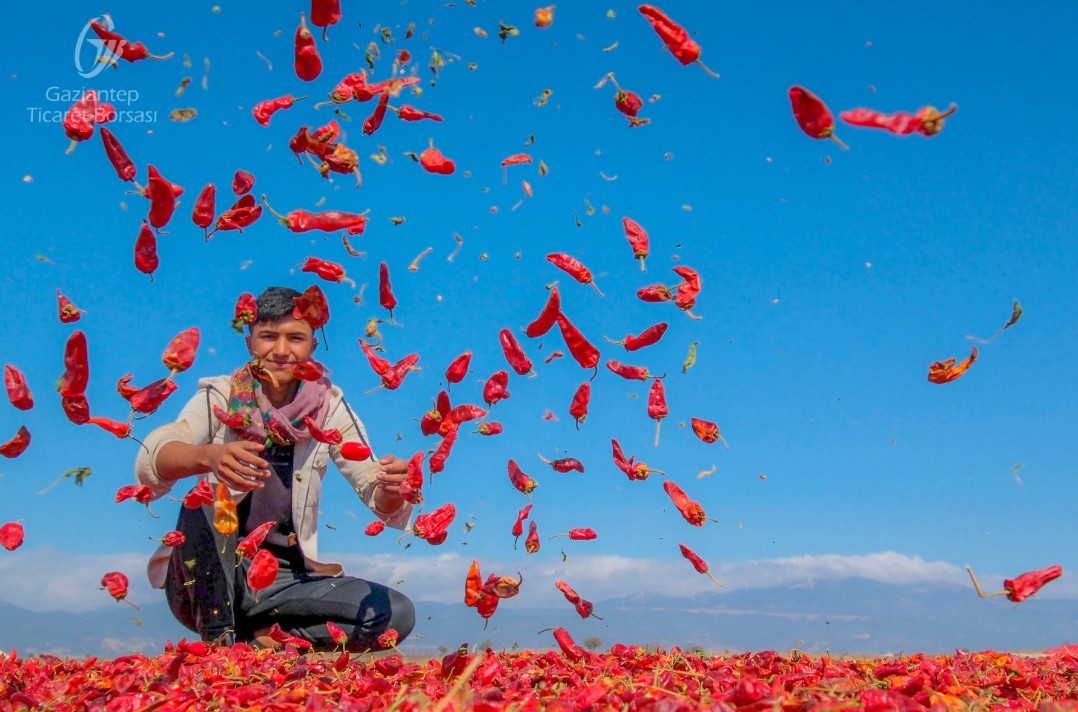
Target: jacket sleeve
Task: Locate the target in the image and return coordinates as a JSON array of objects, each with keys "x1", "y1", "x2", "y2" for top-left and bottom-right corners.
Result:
[
  {"x1": 329, "y1": 397, "x2": 412, "y2": 530},
  {"x1": 134, "y1": 379, "x2": 228, "y2": 500}
]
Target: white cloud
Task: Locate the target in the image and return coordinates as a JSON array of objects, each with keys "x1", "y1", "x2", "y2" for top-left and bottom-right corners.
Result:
[{"x1": 0, "y1": 547, "x2": 154, "y2": 613}]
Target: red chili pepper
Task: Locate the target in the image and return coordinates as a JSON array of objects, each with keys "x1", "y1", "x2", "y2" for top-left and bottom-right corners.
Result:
[
  {"x1": 621, "y1": 217, "x2": 651, "y2": 270},
  {"x1": 62, "y1": 90, "x2": 97, "y2": 152},
  {"x1": 162, "y1": 327, "x2": 199, "y2": 375},
  {"x1": 524, "y1": 520, "x2": 540, "y2": 554},
  {"x1": 606, "y1": 359, "x2": 661, "y2": 381},
  {"x1": 360, "y1": 339, "x2": 392, "y2": 376},
  {"x1": 637, "y1": 284, "x2": 674, "y2": 303},
  {"x1": 293, "y1": 285, "x2": 330, "y2": 330},
  {"x1": 648, "y1": 377, "x2": 669, "y2": 446},
  {"x1": 142, "y1": 165, "x2": 183, "y2": 231},
  {"x1": 97, "y1": 103, "x2": 117, "y2": 123},
  {"x1": 966, "y1": 564, "x2": 1064, "y2": 603},
  {"x1": 365, "y1": 520, "x2": 386, "y2": 536},
  {"x1": 508, "y1": 459, "x2": 538, "y2": 495},
  {"x1": 4, "y1": 365, "x2": 33, "y2": 411},
  {"x1": 448, "y1": 404, "x2": 486, "y2": 427},
  {"x1": 133, "y1": 220, "x2": 159, "y2": 280},
  {"x1": 474, "y1": 421, "x2": 502, "y2": 436},
  {"x1": 235, "y1": 521, "x2": 277, "y2": 559},
  {"x1": 294, "y1": 13, "x2": 323, "y2": 81},
  {"x1": 410, "y1": 502, "x2": 456, "y2": 545},
  {"x1": 380, "y1": 353, "x2": 420, "y2": 391},
  {"x1": 252, "y1": 94, "x2": 305, "y2": 127},
  {"x1": 691, "y1": 417, "x2": 729, "y2": 448},
  {"x1": 420, "y1": 145, "x2": 456, "y2": 175},
  {"x1": 555, "y1": 314, "x2": 601, "y2": 372},
  {"x1": 611, "y1": 438, "x2": 664, "y2": 480},
  {"x1": 363, "y1": 91, "x2": 390, "y2": 136},
  {"x1": 500, "y1": 153, "x2": 532, "y2": 184},
  {"x1": 292, "y1": 360, "x2": 325, "y2": 382},
  {"x1": 605, "y1": 322, "x2": 668, "y2": 352},
  {"x1": 0, "y1": 426, "x2": 31, "y2": 459},
  {"x1": 551, "y1": 528, "x2": 597, "y2": 541},
  {"x1": 511, "y1": 503, "x2": 533, "y2": 548},
  {"x1": 399, "y1": 451, "x2": 425, "y2": 505},
  {"x1": 928, "y1": 347, "x2": 978, "y2": 384},
  {"x1": 679, "y1": 544, "x2": 723, "y2": 586},
  {"x1": 88, "y1": 416, "x2": 133, "y2": 440},
  {"x1": 395, "y1": 105, "x2": 443, "y2": 122},
  {"x1": 157, "y1": 530, "x2": 185, "y2": 547},
  {"x1": 663, "y1": 480, "x2": 712, "y2": 526},
  {"x1": 340, "y1": 442, "x2": 372, "y2": 461},
  {"x1": 129, "y1": 377, "x2": 178, "y2": 415},
  {"x1": 379, "y1": 262, "x2": 399, "y2": 323},
  {"x1": 299, "y1": 414, "x2": 341, "y2": 444},
  {"x1": 547, "y1": 253, "x2": 603, "y2": 295},
  {"x1": 100, "y1": 571, "x2": 138, "y2": 609},
  {"x1": 309, "y1": 0, "x2": 341, "y2": 39},
  {"x1": 182, "y1": 481, "x2": 214, "y2": 510},
  {"x1": 56, "y1": 290, "x2": 85, "y2": 323},
  {"x1": 90, "y1": 17, "x2": 173, "y2": 63},
  {"x1": 637, "y1": 5, "x2": 719, "y2": 77},
  {"x1": 246, "y1": 549, "x2": 279, "y2": 594},
  {"x1": 99, "y1": 127, "x2": 136, "y2": 182},
  {"x1": 499, "y1": 329, "x2": 534, "y2": 376},
  {"x1": 213, "y1": 404, "x2": 249, "y2": 430},
  {"x1": 788, "y1": 86, "x2": 847, "y2": 149},
  {"x1": 261, "y1": 195, "x2": 368, "y2": 235},
  {"x1": 116, "y1": 484, "x2": 155, "y2": 510},
  {"x1": 841, "y1": 103, "x2": 957, "y2": 137},
  {"x1": 483, "y1": 370, "x2": 511, "y2": 407},
  {"x1": 299, "y1": 256, "x2": 351, "y2": 285},
  {"x1": 445, "y1": 351, "x2": 472, "y2": 386},
  {"x1": 555, "y1": 580, "x2": 599, "y2": 619},
  {"x1": 429, "y1": 428, "x2": 457, "y2": 475},
  {"x1": 552, "y1": 627, "x2": 586, "y2": 661},
  {"x1": 464, "y1": 559, "x2": 485, "y2": 609},
  {"x1": 231, "y1": 292, "x2": 257, "y2": 333},
  {"x1": 62, "y1": 395, "x2": 91, "y2": 425},
  {"x1": 595, "y1": 72, "x2": 646, "y2": 125},
  {"x1": 57, "y1": 331, "x2": 89, "y2": 398},
  {"x1": 190, "y1": 183, "x2": 216, "y2": 238},
  {"x1": 1, "y1": 522, "x2": 25, "y2": 551},
  {"x1": 537, "y1": 454, "x2": 585, "y2": 473},
  {"x1": 569, "y1": 381, "x2": 590, "y2": 429},
  {"x1": 525, "y1": 286, "x2": 561, "y2": 338},
  {"x1": 210, "y1": 194, "x2": 262, "y2": 237},
  {"x1": 231, "y1": 170, "x2": 255, "y2": 196},
  {"x1": 545, "y1": 351, "x2": 563, "y2": 363}
]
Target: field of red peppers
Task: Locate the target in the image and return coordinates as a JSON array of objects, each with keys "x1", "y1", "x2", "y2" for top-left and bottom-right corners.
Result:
[{"x1": 3, "y1": 641, "x2": 1077, "y2": 710}]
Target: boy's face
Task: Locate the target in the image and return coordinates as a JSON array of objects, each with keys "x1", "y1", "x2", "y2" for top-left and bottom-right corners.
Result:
[{"x1": 246, "y1": 317, "x2": 316, "y2": 387}]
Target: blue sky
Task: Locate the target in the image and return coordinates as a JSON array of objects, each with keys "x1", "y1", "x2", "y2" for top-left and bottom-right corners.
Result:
[{"x1": 0, "y1": 0, "x2": 1074, "y2": 634}]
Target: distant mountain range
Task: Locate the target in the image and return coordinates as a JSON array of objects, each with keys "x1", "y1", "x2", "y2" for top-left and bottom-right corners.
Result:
[{"x1": 2, "y1": 578, "x2": 1073, "y2": 659}]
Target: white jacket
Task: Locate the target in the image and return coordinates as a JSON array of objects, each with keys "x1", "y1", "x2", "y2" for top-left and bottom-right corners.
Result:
[{"x1": 134, "y1": 375, "x2": 411, "y2": 588}]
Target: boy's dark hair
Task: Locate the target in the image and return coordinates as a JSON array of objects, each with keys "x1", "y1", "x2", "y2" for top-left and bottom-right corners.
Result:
[{"x1": 253, "y1": 286, "x2": 302, "y2": 326}]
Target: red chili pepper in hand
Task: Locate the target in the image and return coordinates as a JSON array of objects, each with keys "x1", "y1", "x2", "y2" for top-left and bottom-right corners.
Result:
[
  {"x1": 246, "y1": 549, "x2": 279, "y2": 594},
  {"x1": 231, "y1": 292, "x2": 257, "y2": 333},
  {"x1": 679, "y1": 544, "x2": 723, "y2": 585},
  {"x1": 395, "y1": 105, "x2": 444, "y2": 122},
  {"x1": 90, "y1": 17, "x2": 173, "y2": 63},
  {"x1": 552, "y1": 627, "x2": 586, "y2": 661},
  {"x1": 499, "y1": 328, "x2": 534, "y2": 376},
  {"x1": 379, "y1": 262, "x2": 399, "y2": 323},
  {"x1": 57, "y1": 331, "x2": 90, "y2": 398},
  {"x1": 569, "y1": 381, "x2": 590, "y2": 429},
  {"x1": 62, "y1": 395, "x2": 91, "y2": 425},
  {"x1": 445, "y1": 351, "x2": 472, "y2": 387},
  {"x1": 637, "y1": 284, "x2": 674, "y2": 303},
  {"x1": 555, "y1": 314, "x2": 600, "y2": 372},
  {"x1": 525, "y1": 520, "x2": 540, "y2": 554},
  {"x1": 538, "y1": 454, "x2": 585, "y2": 473},
  {"x1": 508, "y1": 459, "x2": 538, "y2": 495},
  {"x1": 101, "y1": 571, "x2": 139, "y2": 608},
  {"x1": 483, "y1": 370, "x2": 511, "y2": 407},
  {"x1": 1, "y1": 522, "x2": 25, "y2": 551},
  {"x1": 0, "y1": 426, "x2": 31, "y2": 459},
  {"x1": 134, "y1": 220, "x2": 159, "y2": 280},
  {"x1": 56, "y1": 290, "x2": 85, "y2": 323},
  {"x1": 294, "y1": 13, "x2": 323, "y2": 81},
  {"x1": 162, "y1": 327, "x2": 199, "y2": 375},
  {"x1": 62, "y1": 90, "x2": 97, "y2": 152},
  {"x1": 4, "y1": 365, "x2": 33, "y2": 411},
  {"x1": 511, "y1": 503, "x2": 533, "y2": 548},
  {"x1": 928, "y1": 347, "x2": 978, "y2": 384},
  {"x1": 293, "y1": 285, "x2": 330, "y2": 330},
  {"x1": 399, "y1": 451, "x2": 425, "y2": 504},
  {"x1": 182, "y1": 481, "x2": 214, "y2": 510},
  {"x1": 213, "y1": 404, "x2": 250, "y2": 430},
  {"x1": 365, "y1": 520, "x2": 386, "y2": 535},
  {"x1": 99, "y1": 127, "x2": 136, "y2": 182},
  {"x1": 691, "y1": 417, "x2": 729, "y2": 448},
  {"x1": 129, "y1": 377, "x2": 178, "y2": 415},
  {"x1": 547, "y1": 253, "x2": 603, "y2": 295},
  {"x1": 525, "y1": 286, "x2": 561, "y2": 338},
  {"x1": 252, "y1": 94, "x2": 305, "y2": 126},
  {"x1": 841, "y1": 103, "x2": 957, "y2": 137},
  {"x1": 789, "y1": 86, "x2": 847, "y2": 149},
  {"x1": 340, "y1": 442, "x2": 372, "y2": 461},
  {"x1": 648, "y1": 378, "x2": 669, "y2": 446},
  {"x1": 605, "y1": 322, "x2": 668, "y2": 352},
  {"x1": 410, "y1": 503, "x2": 455, "y2": 545},
  {"x1": 663, "y1": 480, "x2": 712, "y2": 526},
  {"x1": 606, "y1": 359, "x2": 661, "y2": 381},
  {"x1": 555, "y1": 580, "x2": 599, "y2": 619},
  {"x1": 622, "y1": 217, "x2": 650, "y2": 270},
  {"x1": 363, "y1": 91, "x2": 390, "y2": 136},
  {"x1": 420, "y1": 145, "x2": 456, "y2": 175},
  {"x1": 637, "y1": 5, "x2": 719, "y2": 78}
]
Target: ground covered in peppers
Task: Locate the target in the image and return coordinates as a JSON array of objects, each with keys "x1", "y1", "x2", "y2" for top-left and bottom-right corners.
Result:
[{"x1": 2, "y1": 644, "x2": 1076, "y2": 710}]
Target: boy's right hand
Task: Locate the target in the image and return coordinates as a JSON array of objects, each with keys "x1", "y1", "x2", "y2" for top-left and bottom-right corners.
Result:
[{"x1": 206, "y1": 441, "x2": 271, "y2": 492}]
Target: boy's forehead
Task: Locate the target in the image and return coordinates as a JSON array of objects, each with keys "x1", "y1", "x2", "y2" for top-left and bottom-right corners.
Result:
[{"x1": 252, "y1": 317, "x2": 313, "y2": 335}]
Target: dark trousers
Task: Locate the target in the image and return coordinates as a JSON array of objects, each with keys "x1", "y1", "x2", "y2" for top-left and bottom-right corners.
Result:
[{"x1": 165, "y1": 505, "x2": 415, "y2": 651}]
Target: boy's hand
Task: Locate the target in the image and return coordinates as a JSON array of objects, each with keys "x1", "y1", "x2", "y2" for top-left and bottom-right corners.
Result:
[{"x1": 373, "y1": 454, "x2": 407, "y2": 511}]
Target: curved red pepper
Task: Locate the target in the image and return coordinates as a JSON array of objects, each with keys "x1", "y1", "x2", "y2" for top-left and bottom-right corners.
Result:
[
  {"x1": 483, "y1": 370, "x2": 510, "y2": 407},
  {"x1": 57, "y1": 331, "x2": 90, "y2": 398},
  {"x1": 637, "y1": 284, "x2": 674, "y2": 303},
  {"x1": 679, "y1": 544, "x2": 723, "y2": 585},
  {"x1": 129, "y1": 377, "x2": 178, "y2": 415},
  {"x1": 498, "y1": 329, "x2": 533, "y2": 376},
  {"x1": 538, "y1": 455, "x2": 585, "y2": 473},
  {"x1": 90, "y1": 18, "x2": 173, "y2": 62},
  {"x1": 663, "y1": 480, "x2": 710, "y2": 526},
  {"x1": 507, "y1": 459, "x2": 538, "y2": 495},
  {"x1": 191, "y1": 183, "x2": 216, "y2": 236},
  {"x1": 4, "y1": 365, "x2": 33, "y2": 411},
  {"x1": 301, "y1": 414, "x2": 341, "y2": 444},
  {"x1": 61, "y1": 395, "x2": 91, "y2": 425},
  {"x1": 429, "y1": 428, "x2": 457, "y2": 475},
  {"x1": 420, "y1": 146, "x2": 456, "y2": 175},
  {"x1": 411, "y1": 503, "x2": 455, "y2": 544},
  {"x1": 638, "y1": 5, "x2": 718, "y2": 77},
  {"x1": 134, "y1": 220, "x2": 159, "y2": 279},
  {"x1": 605, "y1": 322, "x2": 668, "y2": 352},
  {"x1": 547, "y1": 253, "x2": 602, "y2": 295},
  {"x1": 292, "y1": 360, "x2": 325, "y2": 382},
  {"x1": 789, "y1": 86, "x2": 847, "y2": 149},
  {"x1": 360, "y1": 339, "x2": 392, "y2": 376},
  {"x1": 555, "y1": 314, "x2": 600, "y2": 371},
  {"x1": 0, "y1": 426, "x2": 31, "y2": 459},
  {"x1": 213, "y1": 404, "x2": 249, "y2": 430},
  {"x1": 445, "y1": 351, "x2": 472, "y2": 385},
  {"x1": 363, "y1": 91, "x2": 390, "y2": 136},
  {"x1": 310, "y1": 0, "x2": 342, "y2": 40},
  {"x1": 568, "y1": 381, "x2": 590, "y2": 428},
  {"x1": 399, "y1": 451, "x2": 424, "y2": 504},
  {"x1": 247, "y1": 549, "x2": 280, "y2": 592},
  {"x1": 525, "y1": 286, "x2": 561, "y2": 338},
  {"x1": 99, "y1": 127, "x2": 136, "y2": 182},
  {"x1": 162, "y1": 327, "x2": 199, "y2": 374},
  {"x1": 690, "y1": 417, "x2": 728, "y2": 448},
  {"x1": 365, "y1": 520, "x2": 386, "y2": 536},
  {"x1": 511, "y1": 504, "x2": 533, "y2": 548},
  {"x1": 606, "y1": 359, "x2": 659, "y2": 381},
  {"x1": 396, "y1": 105, "x2": 443, "y2": 122},
  {"x1": 552, "y1": 627, "x2": 585, "y2": 661},
  {"x1": 379, "y1": 262, "x2": 398, "y2": 321},
  {"x1": 475, "y1": 421, "x2": 503, "y2": 436},
  {"x1": 252, "y1": 94, "x2": 304, "y2": 127},
  {"x1": 301, "y1": 257, "x2": 350, "y2": 284}
]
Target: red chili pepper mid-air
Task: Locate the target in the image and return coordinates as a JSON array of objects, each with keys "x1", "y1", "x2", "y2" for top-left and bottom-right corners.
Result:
[
  {"x1": 691, "y1": 417, "x2": 729, "y2": 448},
  {"x1": 363, "y1": 91, "x2": 390, "y2": 136},
  {"x1": 648, "y1": 378, "x2": 669, "y2": 447},
  {"x1": 538, "y1": 454, "x2": 585, "y2": 473},
  {"x1": 191, "y1": 183, "x2": 216, "y2": 238},
  {"x1": 841, "y1": 103, "x2": 958, "y2": 137},
  {"x1": 88, "y1": 416, "x2": 134, "y2": 440},
  {"x1": 928, "y1": 347, "x2": 978, "y2": 384},
  {"x1": 310, "y1": 0, "x2": 341, "y2": 39},
  {"x1": 360, "y1": 339, "x2": 392, "y2": 376},
  {"x1": 679, "y1": 544, "x2": 724, "y2": 586},
  {"x1": 511, "y1": 503, "x2": 533, "y2": 548},
  {"x1": 637, "y1": 284, "x2": 675, "y2": 303},
  {"x1": 291, "y1": 360, "x2": 325, "y2": 382},
  {"x1": 379, "y1": 262, "x2": 399, "y2": 323},
  {"x1": 262, "y1": 195, "x2": 368, "y2": 235},
  {"x1": 594, "y1": 72, "x2": 648, "y2": 126},
  {"x1": 90, "y1": 16, "x2": 173, "y2": 63},
  {"x1": 101, "y1": 571, "x2": 138, "y2": 609},
  {"x1": 555, "y1": 579, "x2": 599, "y2": 619},
  {"x1": 525, "y1": 520, "x2": 540, "y2": 554},
  {"x1": 550, "y1": 528, "x2": 597, "y2": 541},
  {"x1": 420, "y1": 145, "x2": 456, "y2": 175},
  {"x1": 0, "y1": 522, "x2": 25, "y2": 551},
  {"x1": 143, "y1": 165, "x2": 183, "y2": 231},
  {"x1": 606, "y1": 359, "x2": 661, "y2": 381},
  {"x1": 379, "y1": 353, "x2": 421, "y2": 392},
  {"x1": 62, "y1": 395, "x2": 90, "y2": 425},
  {"x1": 301, "y1": 257, "x2": 352, "y2": 285},
  {"x1": 57, "y1": 331, "x2": 90, "y2": 399},
  {"x1": 508, "y1": 459, "x2": 538, "y2": 495},
  {"x1": 637, "y1": 5, "x2": 719, "y2": 78},
  {"x1": 62, "y1": 90, "x2": 97, "y2": 152},
  {"x1": 610, "y1": 438, "x2": 664, "y2": 481},
  {"x1": 99, "y1": 127, "x2": 136, "y2": 182},
  {"x1": 428, "y1": 428, "x2": 457, "y2": 475},
  {"x1": 394, "y1": 105, "x2": 444, "y2": 122},
  {"x1": 182, "y1": 481, "x2": 214, "y2": 510},
  {"x1": 294, "y1": 13, "x2": 323, "y2": 81},
  {"x1": 622, "y1": 217, "x2": 651, "y2": 270},
  {"x1": 409, "y1": 503, "x2": 456, "y2": 545},
  {"x1": 4, "y1": 365, "x2": 33, "y2": 411},
  {"x1": 483, "y1": 370, "x2": 511, "y2": 407},
  {"x1": 56, "y1": 290, "x2": 85, "y2": 323},
  {"x1": 475, "y1": 420, "x2": 503, "y2": 436},
  {"x1": 555, "y1": 314, "x2": 601, "y2": 372},
  {"x1": 247, "y1": 549, "x2": 280, "y2": 594},
  {"x1": 547, "y1": 253, "x2": 603, "y2": 295},
  {"x1": 672, "y1": 265, "x2": 702, "y2": 317},
  {"x1": 500, "y1": 153, "x2": 532, "y2": 184},
  {"x1": 340, "y1": 442, "x2": 373, "y2": 461},
  {"x1": 525, "y1": 286, "x2": 561, "y2": 338},
  {"x1": 0, "y1": 426, "x2": 31, "y2": 459},
  {"x1": 134, "y1": 220, "x2": 159, "y2": 279},
  {"x1": 663, "y1": 480, "x2": 712, "y2": 526},
  {"x1": 231, "y1": 170, "x2": 255, "y2": 196},
  {"x1": 213, "y1": 404, "x2": 250, "y2": 430},
  {"x1": 445, "y1": 351, "x2": 472, "y2": 387},
  {"x1": 966, "y1": 564, "x2": 1064, "y2": 603},
  {"x1": 301, "y1": 414, "x2": 342, "y2": 444},
  {"x1": 365, "y1": 520, "x2": 386, "y2": 535},
  {"x1": 252, "y1": 94, "x2": 305, "y2": 126},
  {"x1": 293, "y1": 285, "x2": 331, "y2": 330},
  {"x1": 128, "y1": 377, "x2": 179, "y2": 415},
  {"x1": 162, "y1": 327, "x2": 199, "y2": 375},
  {"x1": 569, "y1": 381, "x2": 591, "y2": 428},
  {"x1": 232, "y1": 292, "x2": 257, "y2": 332},
  {"x1": 789, "y1": 86, "x2": 847, "y2": 150},
  {"x1": 605, "y1": 322, "x2": 668, "y2": 352},
  {"x1": 235, "y1": 522, "x2": 278, "y2": 560},
  {"x1": 499, "y1": 329, "x2": 534, "y2": 376}
]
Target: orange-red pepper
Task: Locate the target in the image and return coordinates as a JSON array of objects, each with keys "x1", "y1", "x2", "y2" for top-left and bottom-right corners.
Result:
[
  {"x1": 293, "y1": 285, "x2": 331, "y2": 330},
  {"x1": 508, "y1": 459, "x2": 538, "y2": 495},
  {"x1": 547, "y1": 253, "x2": 603, "y2": 295},
  {"x1": 56, "y1": 290, "x2": 85, "y2": 323},
  {"x1": 691, "y1": 417, "x2": 728, "y2": 448},
  {"x1": 247, "y1": 549, "x2": 279, "y2": 593},
  {"x1": 4, "y1": 365, "x2": 33, "y2": 411},
  {"x1": 928, "y1": 347, "x2": 978, "y2": 384},
  {"x1": 162, "y1": 327, "x2": 199, "y2": 375},
  {"x1": 637, "y1": 5, "x2": 719, "y2": 78},
  {"x1": 679, "y1": 544, "x2": 723, "y2": 586},
  {"x1": 663, "y1": 480, "x2": 711, "y2": 526},
  {"x1": 841, "y1": 104, "x2": 957, "y2": 137}
]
